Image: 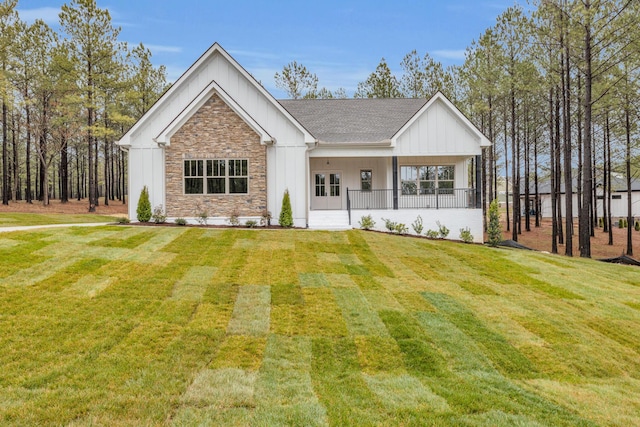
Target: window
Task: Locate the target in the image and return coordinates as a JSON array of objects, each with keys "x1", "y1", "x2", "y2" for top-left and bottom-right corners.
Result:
[
  {"x1": 330, "y1": 173, "x2": 340, "y2": 197},
  {"x1": 400, "y1": 165, "x2": 454, "y2": 195},
  {"x1": 184, "y1": 159, "x2": 248, "y2": 195},
  {"x1": 315, "y1": 173, "x2": 326, "y2": 197},
  {"x1": 360, "y1": 170, "x2": 372, "y2": 191}
]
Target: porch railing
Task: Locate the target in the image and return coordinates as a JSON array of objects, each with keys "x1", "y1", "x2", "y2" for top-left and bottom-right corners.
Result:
[{"x1": 348, "y1": 188, "x2": 477, "y2": 210}]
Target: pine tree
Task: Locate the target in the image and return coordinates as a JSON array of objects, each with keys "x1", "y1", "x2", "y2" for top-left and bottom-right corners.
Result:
[
  {"x1": 278, "y1": 189, "x2": 293, "y2": 227},
  {"x1": 136, "y1": 185, "x2": 151, "y2": 222},
  {"x1": 487, "y1": 199, "x2": 502, "y2": 247}
]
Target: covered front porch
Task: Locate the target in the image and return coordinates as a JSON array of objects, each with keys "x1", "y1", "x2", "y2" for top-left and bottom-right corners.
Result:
[{"x1": 308, "y1": 155, "x2": 481, "y2": 211}]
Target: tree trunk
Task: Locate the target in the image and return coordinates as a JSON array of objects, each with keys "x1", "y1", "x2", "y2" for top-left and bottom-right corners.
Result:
[
  {"x1": 26, "y1": 105, "x2": 32, "y2": 203},
  {"x1": 625, "y1": 101, "x2": 633, "y2": 256},
  {"x1": 562, "y1": 32, "x2": 573, "y2": 256},
  {"x1": 549, "y1": 87, "x2": 558, "y2": 254},
  {"x1": 579, "y1": 1, "x2": 593, "y2": 257}
]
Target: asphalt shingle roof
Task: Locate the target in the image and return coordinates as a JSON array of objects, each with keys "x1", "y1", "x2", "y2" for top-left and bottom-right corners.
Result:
[{"x1": 279, "y1": 98, "x2": 427, "y2": 143}]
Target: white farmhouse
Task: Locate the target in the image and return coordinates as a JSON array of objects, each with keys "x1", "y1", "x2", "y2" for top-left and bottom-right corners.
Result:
[{"x1": 117, "y1": 43, "x2": 491, "y2": 242}]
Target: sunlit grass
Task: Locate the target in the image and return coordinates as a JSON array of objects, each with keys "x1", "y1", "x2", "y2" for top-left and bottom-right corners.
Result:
[
  {"x1": 0, "y1": 225, "x2": 638, "y2": 425},
  {"x1": 0, "y1": 212, "x2": 116, "y2": 227}
]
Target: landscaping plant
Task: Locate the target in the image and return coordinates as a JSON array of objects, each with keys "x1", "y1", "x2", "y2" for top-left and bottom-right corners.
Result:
[
  {"x1": 487, "y1": 199, "x2": 502, "y2": 247},
  {"x1": 411, "y1": 215, "x2": 424, "y2": 235},
  {"x1": 136, "y1": 186, "x2": 152, "y2": 222},
  {"x1": 279, "y1": 190, "x2": 293, "y2": 227},
  {"x1": 358, "y1": 215, "x2": 375, "y2": 230},
  {"x1": 152, "y1": 205, "x2": 167, "y2": 224}
]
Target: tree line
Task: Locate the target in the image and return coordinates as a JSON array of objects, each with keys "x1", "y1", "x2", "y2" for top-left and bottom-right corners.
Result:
[
  {"x1": 275, "y1": 0, "x2": 639, "y2": 258},
  {"x1": 0, "y1": 0, "x2": 167, "y2": 210}
]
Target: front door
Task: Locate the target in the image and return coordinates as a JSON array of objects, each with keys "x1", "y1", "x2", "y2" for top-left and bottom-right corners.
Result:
[{"x1": 312, "y1": 171, "x2": 342, "y2": 210}]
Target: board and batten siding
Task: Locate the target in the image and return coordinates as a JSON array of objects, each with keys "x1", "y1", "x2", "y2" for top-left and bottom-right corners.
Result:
[{"x1": 393, "y1": 98, "x2": 482, "y2": 157}]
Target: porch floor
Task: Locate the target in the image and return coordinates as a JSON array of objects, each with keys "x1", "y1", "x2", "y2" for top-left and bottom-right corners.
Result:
[{"x1": 308, "y1": 210, "x2": 351, "y2": 230}]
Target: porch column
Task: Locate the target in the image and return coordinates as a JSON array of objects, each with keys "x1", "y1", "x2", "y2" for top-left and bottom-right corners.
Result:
[
  {"x1": 475, "y1": 155, "x2": 482, "y2": 209},
  {"x1": 392, "y1": 156, "x2": 398, "y2": 210}
]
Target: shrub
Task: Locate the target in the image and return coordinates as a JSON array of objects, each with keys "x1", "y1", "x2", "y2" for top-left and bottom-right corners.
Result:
[
  {"x1": 619, "y1": 218, "x2": 625, "y2": 229},
  {"x1": 136, "y1": 186, "x2": 152, "y2": 222},
  {"x1": 635, "y1": 220, "x2": 640, "y2": 232},
  {"x1": 279, "y1": 190, "x2": 293, "y2": 227},
  {"x1": 411, "y1": 215, "x2": 424, "y2": 235},
  {"x1": 598, "y1": 217, "x2": 604, "y2": 228},
  {"x1": 116, "y1": 216, "x2": 130, "y2": 224},
  {"x1": 487, "y1": 199, "x2": 502, "y2": 247},
  {"x1": 152, "y1": 205, "x2": 167, "y2": 224},
  {"x1": 381, "y1": 218, "x2": 397, "y2": 232},
  {"x1": 260, "y1": 210, "x2": 272, "y2": 227},
  {"x1": 196, "y1": 210, "x2": 208, "y2": 225},
  {"x1": 359, "y1": 215, "x2": 376, "y2": 230},
  {"x1": 460, "y1": 227, "x2": 474, "y2": 243},
  {"x1": 245, "y1": 220, "x2": 258, "y2": 228},
  {"x1": 425, "y1": 229, "x2": 439, "y2": 239},
  {"x1": 395, "y1": 223, "x2": 409, "y2": 234},
  {"x1": 436, "y1": 221, "x2": 449, "y2": 239},
  {"x1": 228, "y1": 209, "x2": 240, "y2": 226},
  {"x1": 175, "y1": 218, "x2": 187, "y2": 226}
]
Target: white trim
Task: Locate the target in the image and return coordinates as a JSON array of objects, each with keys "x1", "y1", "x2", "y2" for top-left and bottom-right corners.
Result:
[
  {"x1": 117, "y1": 42, "x2": 316, "y2": 147},
  {"x1": 391, "y1": 92, "x2": 491, "y2": 148},
  {"x1": 154, "y1": 80, "x2": 274, "y2": 146}
]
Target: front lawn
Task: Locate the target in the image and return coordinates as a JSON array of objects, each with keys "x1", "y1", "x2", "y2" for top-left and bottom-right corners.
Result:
[
  {"x1": 0, "y1": 212, "x2": 117, "y2": 227},
  {"x1": 1, "y1": 226, "x2": 639, "y2": 426}
]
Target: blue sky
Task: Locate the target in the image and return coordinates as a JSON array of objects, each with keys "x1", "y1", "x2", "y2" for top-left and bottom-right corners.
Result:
[{"x1": 16, "y1": 0, "x2": 514, "y2": 97}]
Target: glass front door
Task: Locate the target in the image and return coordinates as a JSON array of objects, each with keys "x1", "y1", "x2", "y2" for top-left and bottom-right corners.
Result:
[{"x1": 312, "y1": 171, "x2": 342, "y2": 210}]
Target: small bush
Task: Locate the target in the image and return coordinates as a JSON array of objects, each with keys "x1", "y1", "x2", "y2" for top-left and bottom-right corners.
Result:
[
  {"x1": 395, "y1": 223, "x2": 409, "y2": 234},
  {"x1": 196, "y1": 210, "x2": 208, "y2": 225},
  {"x1": 136, "y1": 186, "x2": 152, "y2": 222},
  {"x1": 359, "y1": 215, "x2": 376, "y2": 230},
  {"x1": 245, "y1": 220, "x2": 258, "y2": 228},
  {"x1": 487, "y1": 199, "x2": 502, "y2": 247},
  {"x1": 116, "y1": 216, "x2": 130, "y2": 224},
  {"x1": 175, "y1": 218, "x2": 187, "y2": 226},
  {"x1": 436, "y1": 221, "x2": 449, "y2": 239},
  {"x1": 228, "y1": 209, "x2": 240, "y2": 226},
  {"x1": 619, "y1": 218, "x2": 625, "y2": 229},
  {"x1": 425, "y1": 229, "x2": 439, "y2": 239},
  {"x1": 152, "y1": 205, "x2": 167, "y2": 224},
  {"x1": 260, "y1": 210, "x2": 272, "y2": 227},
  {"x1": 635, "y1": 220, "x2": 640, "y2": 232},
  {"x1": 460, "y1": 227, "x2": 474, "y2": 243},
  {"x1": 279, "y1": 190, "x2": 293, "y2": 227},
  {"x1": 411, "y1": 215, "x2": 424, "y2": 235},
  {"x1": 381, "y1": 218, "x2": 397, "y2": 232},
  {"x1": 598, "y1": 217, "x2": 604, "y2": 228}
]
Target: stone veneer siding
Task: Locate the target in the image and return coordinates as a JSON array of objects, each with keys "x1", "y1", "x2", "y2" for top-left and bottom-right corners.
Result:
[{"x1": 165, "y1": 93, "x2": 267, "y2": 218}]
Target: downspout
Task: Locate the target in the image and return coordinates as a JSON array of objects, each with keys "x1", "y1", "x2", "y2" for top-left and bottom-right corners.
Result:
[{"x1": 305, "y1": 140, "x2": 319, "y2": 227}]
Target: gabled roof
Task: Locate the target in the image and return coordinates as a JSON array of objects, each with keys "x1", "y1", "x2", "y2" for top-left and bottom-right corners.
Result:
[
  {"x1": 279, "y1": 98, "x2": 427, "y2": 144},
  {"x1": 117, "y1": 42, "x2": 314, "y2": 147},
  {"x1": 391, "y1": 92, "x2": 491, "y2": 147},
  {"x1": 155, "y1": 80, "x2": 274, "y2": 145}
]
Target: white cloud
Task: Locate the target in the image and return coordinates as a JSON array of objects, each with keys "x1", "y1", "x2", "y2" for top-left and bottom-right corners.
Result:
[
  {"x1": 17, "y1": 7, "x2": 60, "y2": 25},
  {"x1": 432, "y1": 49, "x2": 467, "y2": 61},
  {"x1": 146, "y1": 44, "x2": 183, "y2": 54}
]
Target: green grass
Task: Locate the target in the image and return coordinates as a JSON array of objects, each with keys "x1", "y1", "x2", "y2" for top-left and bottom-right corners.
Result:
[
  {"x1": 0, "y1": 212, "x2": 117, "y2": 227},
  {"x1": 1, "y1": 226, "x2": 639, "y2": 426}
]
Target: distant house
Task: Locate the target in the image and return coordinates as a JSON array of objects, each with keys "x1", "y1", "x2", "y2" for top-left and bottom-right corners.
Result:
[
  {"x1": 117, "y1": 43, "x2": 491, "y2": 242},
  {"x1": 522, "y1": 174, "x2": 640, "y2": 219}
]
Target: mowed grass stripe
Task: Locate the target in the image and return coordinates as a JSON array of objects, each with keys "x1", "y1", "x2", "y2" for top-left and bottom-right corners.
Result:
[
  {"x1": 227, "y1": 285, "x2": 271, "y2": 336},
  {"x1": 253, "y1": 335, "x2": 328, "y2": 426},
  {"x1": 171, "y1": 266, "x2": 217, "y2": 301}
]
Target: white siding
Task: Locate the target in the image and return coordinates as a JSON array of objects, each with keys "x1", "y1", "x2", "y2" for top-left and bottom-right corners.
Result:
[
  {"x1": 127, "y1": 147, "x2": 165, "y2": 220},
  {"x1": 394, "y1": 98, "x2": 482, "y2": 156},
  {"x1": 352, "y1": 209, "x2": 484, "y2": 243}
]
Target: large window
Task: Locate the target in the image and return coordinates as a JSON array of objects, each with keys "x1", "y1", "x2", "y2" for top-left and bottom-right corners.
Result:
[
  {"x1": 184, "y1": 159, "x2": 248, "y2": 194},
  {"x1": 400, "y1": 165, "x2": 454, "y2": 195}
]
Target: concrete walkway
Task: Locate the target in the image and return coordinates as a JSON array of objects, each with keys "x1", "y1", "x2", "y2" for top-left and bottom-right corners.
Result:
[{"x1": 0, "y1": 222, "x2": 113, "y2": 233}]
